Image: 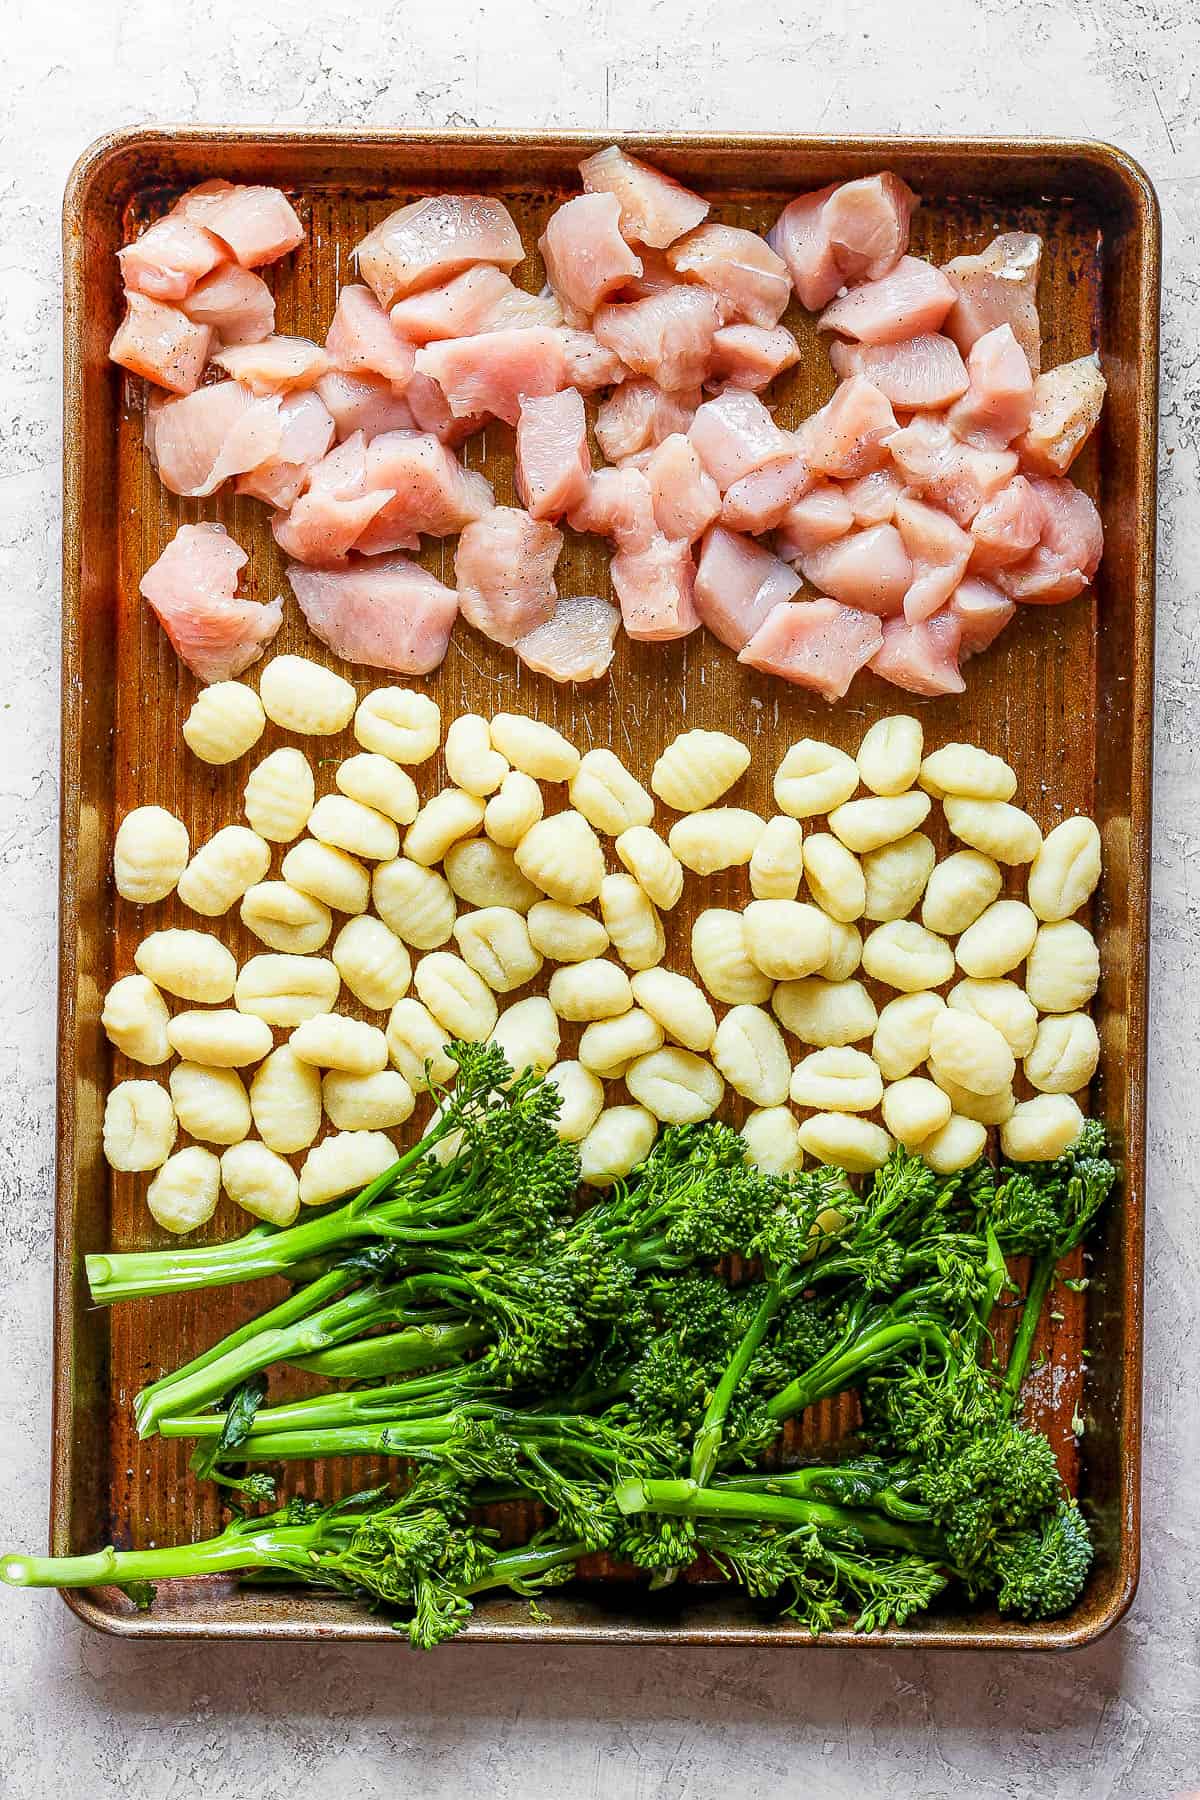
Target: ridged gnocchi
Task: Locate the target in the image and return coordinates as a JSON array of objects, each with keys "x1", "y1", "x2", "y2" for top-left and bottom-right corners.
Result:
[
  {"x1": 651, "y1": 730, "x2": 750, "y2": 812},
  {"x1": 169, "y1": 1062, "x2": 251, "y2": 1146},
  {"x1": 259, "y1": 655, "x2": 356, "y2": 736},
  {"x1": 167, "y1": 1008, "x2": 273, "y2": 1068},
  {"x1": 280, "y1": 838, "x2": 370, "y2": 915},
  {"x1": 749, "y1": 816, "x2": 805, "y2": 902},
  {"x1": 919, "y1": 743, "x2": 1017, "y2": 802},
  {"x1": 404, "y1": 789, "x2": 485, "y2": 867},
  {"x1": 101, "y1": 975, "x2": 171, "y2": 1065},
  {"x1": 692, "y1": 909, "x2": 773, "y2": 1005},
  {"x1": 490, "y1": 714, "x2": 579, "y2": 781},
  {"x1": 569, "y1": 748, "x2": 654, "y2": 835},
  {"x1": 453, "y1": 907, "x2": 543, "y2": 992},
  {"x1": 332, "y1": 915, "x2": 412, "y2": 1010},
  {"x1": 355, "y1": 688, "x2": 440, "y2": 764},
  {"x1": 599, "y1": 874, "x2": 665, "y2": 971},
  {"x1": 372, "y1": 857, "x2": 456, "y2": 949},
  {"x1": 290, "y1": 1013, "x2": 389, "y2": 1073},
  {"x1": 615, "y1": 826, "x2": 684, "y2": 910},
  {"x1": 413, "y1": 952, "x2": 499, "y2": 1041},
  {"x1": 669, "y1": 808, "x2": 765, "y2": 875},
  {"x1": 147, "y1": 1146, "x2": 222, "y2": 1233},
  {"x1": 178, "y1": 825, "x2": 271, "y2": 917},
  {"x1": 134, "y1": 929, "x2": 238, "y2": 1002},
  {"x1": 240, "y1": 881, "x2": 334, "y2": 954},
  {"x1": 309, "y1": 794, "x2": 400, "y2": 863},
  {"x1": 515, "y1": 810, "x2": 605, "y2": 904},
  {"x1": 625, "y1": 1047, "x2": 724, "y2": 1124},
  {"x1": 243, "y1": 747, "x2": 315, "y2": 843},
  {"x1": 182, "y1": 682, "x2": 265, "y2": 765},
  {"x1": 234, "y1": 954, "x2": 340, "y2": 1026},
  {"x1": 114, "y1": 807, "x2": 190, "y2": 904},
  {"x1": 943, "y1": 796, "x2": 1041, "y2": 865},
  {"x1": 249, "y1": 1046, "x2": 323, "y2": 1154}
]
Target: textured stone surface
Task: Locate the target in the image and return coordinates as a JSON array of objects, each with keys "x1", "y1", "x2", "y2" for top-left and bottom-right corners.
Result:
[{"x1": 1, "y1": 2, "x2": 1198, "y2": 1794}]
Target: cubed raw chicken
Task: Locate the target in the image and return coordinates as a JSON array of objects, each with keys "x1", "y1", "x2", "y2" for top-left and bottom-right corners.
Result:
[
  {"x1": 775, "y1": 483, "x2": 856, "y2": 561},
  {"x1": 894, "y1": 493, "x2": 973, "y2": 622},
  {"x1": 946, "y1": 324, "x2": 1033, "y2": 449},
  {"x1": 968, "y1": 476, "x2": 1043, "y2": 572},
  {"x1": 818, "y1": 257, "x2": 957, "y2": 345},
  {"x1": 595, "y1": 380, "x2": 699, "y2": 462},
  {"x1": 767, "y1": 185, "x2": 843, "y2": 311},
  {"x1": 514, "y1": 593, "x2": 621, "y2": 683},
  {"x1": 942, "y1": 232, "x2": 1043, "y2": 375},
  {"x1": 455, "y1": 507, "x2": 562, "y2": 645},
  {"x1": 539, "y1": 193, "x2": 643, "y2": 323},
  {"x1": 109, "y1": 293, "x2": 213, "y2": 395},
  {"x1": 949, "y1": 577, "x2": 1016, "y2": 655},
  {"x1": 720, "y1": 454, "x2": 814, "y2": 533},
  {"x1": 689, "y1": 388, "x2": 795, "y2": 489},
  {"x1": 139, "y1": 523, "x2": 282, "y2": 683},
  {"x1": 888, "y1": 413, "x2": 1018, "y2": 525},
  {"x1": 870, "y1": 610, "x2": 965, "y2": 696},
  {"x1": 996, "y1": 476, "x2": 1102, "y2": 603},
  {"x1": 236, "y1": 391, "x2": 336, "y2": 508},
  {"x1": 737, "y1": 598, "x2": 884, "y2": 701},
  {"x1": 828, "y1": 334, "x2": 969, "y2": 410},
  {"x1": 842, "y1": 467, "x2": 907, "y2": 526},
  {"x1": 694, "y1": 525, "x2": 802, "y2": 650},
  {"x1": 149, "y1": 382, "x2": 283, "y2": 496},
  {"x1": 646, "y1": 435, "x2": 722, "y2": 542},
  {"x1": 567, "y1": 466, "x2": 657, "y2": 552},
  {"x1": 212, "y1": 334, "x2": 330, "y2": 395},
  {"x1": 181, "y1": 264, "x2": 275, "y2": 346},
  {"x1": 803, "y1": 376, "x2": 898, "y2": 480},
  {"x1": 558, "y1": 328, "x2": 628, "y2": 391},
  {"x1": 578, "y1": 146, "x2": 709, "y2": 249},
  {"x1": 610, "y1": 536, "x2": 699, "y2": 641},
  {"x1": 614, "y1": 246, "x2": 680, "y2": 302},
  {"x1": 799, "y1": 522, "x2": 913, "y2": 616},
  {"x1": 415, "y1": 327, "x2": 567, "y2": 425},
  {"x1": 316, "y1": 371, "x2": 419, "y2": 443},
  {"x1": 708, "y1": 324, "x2": 801, "y2": 392},
  {"x1": 593, "y1": 288, "x2": 721, "y2": 393},
  {"x1": 389, "y1": 266, "x2": 562, "y2": 342},
  {"x1": 1016, "y1": 355, "x2": 1106, "y2": 476},
  {"x1": 666, "y1": 224, "x2": 791, "y2": 329},
  {"x1": 516, "y1": 388, "x2": 592, "y2": 521},
  {"x1": 271, "y1": 433, "x2": 394, "y2": 564},
  {"x1": 118, "y1": 214, "x2": 226, "y2": 304},
  {"x1": 353, "y1": 433, "x2": 495, "y2": 554},
  {"x1": 355, "y1": 195, "x2": 524, "y2": 307},
  {"x1": 325, "y1": 284, "x2": 415, "y2": 392},
  {"x1": 823, "y1": 173, "x2": 918, "y2": 285},
  {"x1": 404, "y1": 371, "x2": 489, "y2": 446},
  {"x1": 175, "y1": 182, "x2": 304, "y2": 269},
  {"x1": 288, "y1": 555, "x2": 458, "y2": 674}
]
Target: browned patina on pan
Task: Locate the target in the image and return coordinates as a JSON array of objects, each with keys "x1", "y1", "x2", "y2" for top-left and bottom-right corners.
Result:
[{"x1": 57, "y1": 130, "x2": 1158, "y2": 1648}]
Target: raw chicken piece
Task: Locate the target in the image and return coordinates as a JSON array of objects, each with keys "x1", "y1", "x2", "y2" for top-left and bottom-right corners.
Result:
[
  {"x1": 150, "y1": 382, "x2": 282, "y2": 497},
  {"x1": 353, "y1": 432, "x2": 495, "y2": 554},
  {"x1": 355, "y1": 195, "x2": 524, "y2": 307},
  {"x1": 738, "y1": 599, "x2": 884, "y2": 700},
  {"x1": 515, "y1": 593, "x2": 621, "y2": 683},
  {"x1": 946, "y1": 324, "x2": 1033, "y2": 449},
  {"x1": 567, "y1": 466, "x2": 657, "y2": 552},
  {"x1": 775, "y1": 484, "x2": 856, "y2": 561},
  {"x1": 404, "y1": 372, "x2": 489, "y2": 446},
  {"x1": 968, "y1": 476, "x2": 1043, "y2": 572},
  {"x1": 539, "y1": 193, "x2": 643, "y2": 323},
  {"x1": 842, "y1": 468, "x2": 907, "y2": 526},
  {"x1": 593, "y1": 288, "x2": 721, "y2": 393},
  {"x1": 720, "y1": 454, "x2": 813, "y2": 533},
  {"x1": 317, "y1": 371, "x2": 418, "y2": 443},
  {"x1": 415, "y1": 328, "x2": 567, "y2": 425},
  {"x1": 666, "y1": 224, "x2": 791, "y2": 329},
  {"x1": 236, "y1": 391, "x2": 336, "y2": 508},
  {"x1": 271, "y1": 433, "x2": 393, "y2": 564},
  {"x1": 139, "y1": 523, "x2": 282, "y2": 683},
  {"x1": 288, "y1": 555, "x2": 458, "y2": 674},
  {"x1": 949, "y1": 577, "x2": 1016, "y2": 655},
  {"x1": 888, "y1": 413, "x2": 1018, "y2": 525},
  {"x1": 558, "y1": 328, "x2": 628, "y2": 391},
  {"x1": 181, "y1": 264, "x2": 275, "y2": 346},
  {"x1": 828, "y1": 334, "x2": 969, "y2": 410},
  {"x1": 996, "y1": 476, "x2": 1103, "y2": 603},
  {"x1": 595, "y1": 380, "x2": 698, "y2": 462},
  {"x1": 516, "y1": 388, "x2": 591, "y2": 521},
  {"x1": 894, "y1": 493, "x2": 973, "y2": 622},
  {"x1": 212, "y1": 334, "x2": 330, "y2": 395},
  {"x1": 646, "y1": 434, "x2": 721, "y2": 542},
  {"x1": 824, "y1": 173, "x2": 918, "y2": 285},
  {"x1": 118, "y1": 214, "x2": 226, "y2": 304},
  {"x1": 799, "y1": 522, "x2": 912, "y2": 616},
  {"x1": 803, "y1": 376, "x2": 898, "y2": 479},
  {"x1": 455, "y1": 508, "x2": 562, "y2": 645},
  {"x1": 326, "y1": 284, "x2": 415, "y2": 391},
  {"x1": 870, "y1": 610, "x2": 965, "y2": 696},
  {"x1": 109, "y1": 293, "x2": 212, "y2": 395},
  {"x1": 942, "y1": 232, "x2": 1043, "y2": 375},
  {"x1": 767, "y1": 186, "x2": 842, "y2": 311},
  {"x1": 1016, "y1": 355, "x2": 1106, "y2": 476},
  {"x1": 708, "y1": 324, "x2": 801, "y2": 392},
  {"x1": 578, "y1": 146, "x2": 709, "y2": 249},
  {"x1": 819, "y1": 258, "x2": 957, "y2": 345},
  {"x1": 610, "y1": 536, "x2": 699, "y2": 641},
  {"x1": 389, "y1": 267, "x2": 562, "y2": 342},
  {"x1": 176, "y1": 182, "x2": 304, "y2": 269},
  {"x1": 613, "y1": 246, "x2": 680, "y2": 302},
  {"x1": 694, "y1": 525, "x2": 802, "y2": 650},
  {"x1": 688, "y1": 388, "x2": 794, "y2": 490}
]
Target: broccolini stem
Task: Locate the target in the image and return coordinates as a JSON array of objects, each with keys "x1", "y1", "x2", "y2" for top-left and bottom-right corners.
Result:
[
  {"x1": 289, "y1": 1320, "x2": 488, "y2": 1380},
  {"x1": 1000, "y1": 1252, "x2": 1058, "y2": 1417},
  {"x1": 720, "y1": 1469, "x2": 931, "y2": 1522},
  {"x1": 690, "y1": 1283, "x2": 785, "y2": 1486},
  {"x1": 765, "y1": 1318, "x2": 953, "y2": 1422},
  {"x1": 612, "y1": 1478, "x2": 940, "y2": 1556},
  {"x1": 0, "y1": 1522, "x2": 323, "y2": 1590},
  {"x1": 167, "y1": 1367, "x2": 490, "y2": 1438},
  {"x1": 458, "y1": 1539, "x2": 587, "y2": 1596}
]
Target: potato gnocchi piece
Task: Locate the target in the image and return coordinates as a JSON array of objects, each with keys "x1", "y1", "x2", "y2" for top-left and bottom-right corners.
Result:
[
  {"x1": 386, "y1": 998, "x2": 455, "y2": 1090},
  {"x1": 515, "y1": 810, "x2": 605, "y2": 904},
  {"x1": 101, "y1": 974, "x2": 171, "y2": 1065},
  {"x1": 570, "y1": 748, "x2": 655, "y2": 835},
  {"x1": 927, "y1": 1066, "x2": 1016, "y2": 1126},
  {"x1": 827, "y1": 791, "x2": 931, "y2": 854},
  {"x1": 749, "y1": 815, "x2": 805, "y2": 901},
  {"x1": 355, "y1": 688, "x2": 441, "y2": 764},
  {"x1": 526, "y1": 899, "x2": 610, "y2": 964},
  {"x1": 743, "y1": 900, "x2": 831, "y2": 982},
  {"x1": 490, "y1": 713, "x2": 579, "y2": 781},
  {"x1": 579, "y1": 1104, "x2": 657, "y2": 1185},
  {"x1": 290, "y1": 1013, "x2": 389, "y2": 1074},
  {"x1": 167, "y1": 1008, "x2": 273, "y2": 1068},
  {"x1": 280, "y1": 840, "x2": 371, "y2": 916},
  {"x1": 453, "y1": 907, "x2": 543, "y2": 993},
  {"x1": 871, "y1": 992, "x2": 946, "y2": 1081},
  {"x1": 372, "y1": 858, "x2": 456, "y2": 949},
  {"x1": 243, "y1": 747, "x2": 315, "y2": 843},
  {"x1": 772, "y1": 977, "x2": 877, "y2": 1048},
  {"x1": 923, "y1": 1113, "x2": 988, "y2": 1174},
  {"x1": 414, "y1": 951, "x2": 499, "y2": 1042},
  {"x1": 802, "y1": 833, "x2": 865, "y2": 923},
  {"x1": 599, "y1": 874, "x2": 665, "y2": 971},
  {"x1": 920, "y1": 849, "x2": 1003, "y2": 936},
  {"x1": 249, "y1": 1046, "x2": 322, "y2": 1154},
  {"x1": 548, "y1": 957, "x2": 634, "y2": 1022},
  {"x1": 881, "y1": 1077, "x2": 952, "y2": 1148},
  {"x1": 861, "y1": 832, "x2": 936, "y2": 923},
  {"x1": 947, "y1": 979, "x2": 1038, "y2": 1058},
  {"x1": 114, "y1": 807, "x2": 190, "y2": 905},
  {"x1": 234, "y1": 954, "x2": 341, "y2": 1026},
  {"x1": 625, "y1": 1046, "x2": 724, "y2": 1125},
  {"x1": 614, "y1": 826, "x2": 684, "y2": 910},
  {"x1": 797, "y1": 1112, "x2": 893, "y2": 1173},
  {"x1": 821, "y1": 919, "x2": 863, "y2": 983},
  {"x1": 322, "y1": 1068, "x2": 416, "y2": 1132},
  {"x1": 484, "y1": 770, "x2": 544, "y2": 848},
  {"x1": 1024, "y1": 1012, "x2": 1100, "y2": 1094},
  {"x1": 861, "y1": 920, "x2": 954, "y2": 994},
  {"x1": 404, "y1": 789, "x2": 485, "y2": 866},
  {"x1": 692, "y1": 908, "x2": 774, "y2": 1005},
  {"x1": 336, "y1": 752, "x2": 420, "y2": 825},
  {"x1": 789, "y1": 1046, "x2": 882, "y2": 1113},
  {"x1": 669, "y1": 807, "x2": 765, "y2": 875},
  {"x1": 1000, "y1": 1093, "x2": 1085, "y2": 1162},
  {"x1": 955, "y1": 899, "x2": 1039, "y2": 980},
  {"x1": 147, "y1": 1146, "x2": 222, "y2": 1234},
  {"x1": 169, "y1": 1062, "x2": 251, "y2": 1146},
  {"x1": 774, "y1": 739, "x2": 859, "y2": 819},
  {"x1": 309, "y1": 794, "x2": 400, "y2": 863},
  {"x1": 1027, "y1": 816, "x2": 1102, "y2": 922},
  {"x1": 545, "y1": 1060, "x2": 606, "y2": 1143},
  {"x1": 220, "y1": 1140, "x2": 301, "y2": 1227},
  {"x1": 919, "y1": 742, "x2": 1017, "y2": 802},
  {"x1": 578, "y1": 1008, "x2": 664, "y2": 1079},
  {"x1": 490, "y1": 996, "x2": 560, "y2": 1077},
  {"x1": 182, "y1": 681, "x2": 266, "y2": 765},
  {"x1": 240, "y1": 881, "x2": 334, "y2": 954},
  {"x1": 443, "y1": 838, "x2": 540, "y2": 914},
  {"x1": 630, "y1": 967, "x2": 717, "y2": 1053},
  {"x1": 711, "y1": 1005, "x2": 791, "y2": 1107},
  {"x1": 741, "y1": 1106, "x2": 804, "y2": 1175},
  {"x1": 1025, "y1": 921, "x2": 1100, "y2": 1014},
  {"x1": 928, "y1": 1009, "x2": 1015, "y2": 1096},
  {"x1": 651, "y1": 730, "x2": 751, "y2": 812},
  {"x1": 259, "y1": 656, "x2": 356, "y2": 735},
  {"x1": 332, "y1": 916, "x2": 412, "y2": 1011},
  {"x1": 856, "y1": 716, "x2": 923, "y2": 797},
  {"x1": 178, "y1": 825, "x2": 271, "y2": 917},
  {"x1": 103, "y1": 1080, "x2": 177, "y2": 1171},
  {"x1": 445, "y1": 713, "x2": 509, "y2": 797},
  {"x1": 135, "y1": 929, "x2": 238, "y2": 1002},
  {"x1": 943, "y1": 796, "x2": 1041, "y2": 865},
  {"x1": 299, "y1": 1131, "x2": 398, "y2": 1207}
]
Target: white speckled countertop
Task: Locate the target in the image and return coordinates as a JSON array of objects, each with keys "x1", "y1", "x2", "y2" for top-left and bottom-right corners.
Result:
[{"x1": 1, "y1": 2, "x2": 1198, "y2": 1794}]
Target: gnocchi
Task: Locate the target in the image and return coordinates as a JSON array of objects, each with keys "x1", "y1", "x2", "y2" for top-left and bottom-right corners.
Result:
[
  {"x1": 920, "y1": 850, "x2": 1003, "y2": 937},
  {"x1": 490, "y1": 713, "x2": 579, "y2": 781},
  {"x1": 167, "y1": 1008, "x2": 273, "y2": 1068},
  {"x1": 802, "y1": 833, "x2": 865, "y2": 923},
  {"x1": 1024, "y1": 1012, "x2": 1100, "y2": 1094},
  {"x1": 651, "y1": 730, "x2": 750, "y2": 812},
  {"x1": 290, "y1": 1013, "x2": 389, "y2": 1074},
  {"x1": 484, "y1": 770, "x2": 544, "y2": 848},
  {"x1": 861, "y1": 833, "x2": 936, "y2": 923},
  {"x1": 743, "y1": 900, "x2": 831, "y2": 982},
  {"x1": 234, "y1": 954, "x2": 341, "y2": 1026},
  {"x1": 372, "y1": 857, "x2": 456, "y2": 948},
  {"x1": 260, "y1": 655, "x2": 356, "y2": 735},
  {"x1": 741, "y1": 1106, "x2": 804, "y2": 1175},
  {"x1": 943, "y1": 796, "x2": 1041, "y2": 865},
  {"x1": 578, "y1": 1008, "x2": 664, "y2": 1078},
  {"x1": 103, "y1": 1080, "x2": 177, "y2": 1171},
  {"x1": 355, "y1": 688, "x2": 440, "y2": 764},
  {"x1": 871, "y1": 992, "x2": 946, "y2": 1081},
  {"x1": 444, "y1": 714, "x2": 509, "y2": 796},
  {"x1": 774, "y1": 739, "x2": 859, "y2": 818},
  {"x1": 249, "y1": 1046, "x2": 322, "y2": 1154},
  {"x1": 614, "y1": 826, "x2": 684, "y2": 910},
  {"x1": 821, "y1": 919, "x2": 864, "y2": 983},
  {"x1": 625, "y1": 1047, "x2": 724, "y2": 1124},
  {"x1": 404, "y1": 789, "x2": 485, "y2": 867},
  {"x1": 385, "y1": 998, "x2": 455, "y2": 1090},
  {"x1": 336, "y1": 752, "x2": 420, "y2": 825},
  {"x1": 669, "y1": 807, "x2": 765, "y2": 875},
  {"x1": 490, "y1": 996, "x2": 560, "y2": 1077},
  {"x1": 170, "y1": 1062, "x2": 252, "y2": 1145},
  {"x1": 923, "y1": 1113, "x2": 988, "y2": 1175},
  {"x1": 749, "y1": 816, "x2": 805, "y2": 902},
  {"x1": 147, "y1": 1146, "x2": 222, "y2": 1234},
  {"x1": 240, "y1": 880, "x2": 334, "y2": 954},
  {"x1": 182, "y1": 682, "x2": 265, "y2": 765},
  {"x1": 881, "y1": 1077, "x2": 952, "y2": 1148},
  {"x1": 630, "y1": 967, "x2": 717, "y2": 1053},
  {"x1": 928, "y1": 1009, "x2": 1015, "y2": 1096},
  {"x1": 114, "y1": 807, "x2": 190, "y2": 904},
  {"x1": 453, "y1": 907, "x2": 543, "y2": 992},
  {"x1": 861, "y1": 920, "x2": 954, "y2": 993},
  {"x1": 1027, "y1": 816, "x2": 1102, "y2": 922},
  {"x1": 1000, "y1": 1094, "x2": 1085, "y2": 1162},
  {"x1": 711, "y1": 1005, "x2": 791, "y2": 1106},
  {"x1": 243, "y1": 747, "x2": 315, "y2": 842},
  {"x1": 927, "y1": 1067, "x2": 1016, "y2": 1126},
  {"x1": 789, "y1": 1046, "x2": 883, "y2": 1113},
  {"x1": 299, "y1": 1131, "x2": 398, "y2": 1207},
  {"x1": 947, "y1": 979, "x2": 1038, "y2": 1058},
  {"x1": 178, "y1": 825, "x2": 270, "y2": 917},
  {"x1": 413, "y1": 952, "x2": 499, "y2": 1041},
  {"x1": 526, "y1": 900, "x2": 610, "y2": 964},
  {"x1": 797, "y1": 1112, "x2": 893, "y2": 1173},
  {"x1": 955, "y1": 899, "x2": 1039, "y2": 980},
  {"x1": 332, "y1": 915, "x2": 412, "y2": 1011},
  {"x1": 919, "y1": 743, "x2": 1017, "y2": 802},
  {"x1": 322, "y1": 1068, "x2": 416, "y2": 1132},
  {"x1": 692, "y1": 909, "x2": 774, "y2": 1005},
  {"x1": 134, "y1": 929, "x2": 238, "y2": 1002},
  {"x1": 444, "y1": 838, "x2": 540, "y2": 914},
  {"x1": 579, "y1": 1104, "x2": 656, "y2": 1185},
  {"x1": 772, "y1": 977, "x2": 878, "y2": 1048},
  {"x1": 857, "y1": 715, "x2": 922, "y2": 797},
  {"x1": 101, "y1": 975, "x2": 171, "y2": 1065},
  {"x1": 515, "y1": 810, "x2": 605, "y2": 904},
  {"x1": 827, "y1": 792, "x2": 931, "y2": 854},
  {"x1": 569, "y1": 748, "x2": 654, "y2": 835},
  {"x1": 545, "y1": 1060, "x2": 606, "y2": 1143},
  {"x1": 220, "y1": 1140, "x2": 301, "y2": 1227},
  {"x1": 1025, "y1": 921, "x2": 1100, "y2": 1014},
  {"x1": 309, "y1": 794, "x2": 400, "y2": 863},
  {"x1": 599, "y1": 874, "x2": 665, "y2": 971},
  {"x1": 548, "y1": 958, "x2": 633, "y2": 1022}
]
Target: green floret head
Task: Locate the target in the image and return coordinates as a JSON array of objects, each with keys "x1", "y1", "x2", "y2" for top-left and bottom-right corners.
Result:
[
  {"x1": 988, "y1": 1499, "x2": 1094, "y2": 1619},
  {"x1": 918, "y1": 1422, "x2": 1064, "y2": 1569}
]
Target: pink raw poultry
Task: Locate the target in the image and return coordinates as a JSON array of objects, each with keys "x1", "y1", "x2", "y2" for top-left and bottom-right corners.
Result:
[{"x1": 139, "y1": 523, "x2": 282, "y2": 682}]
